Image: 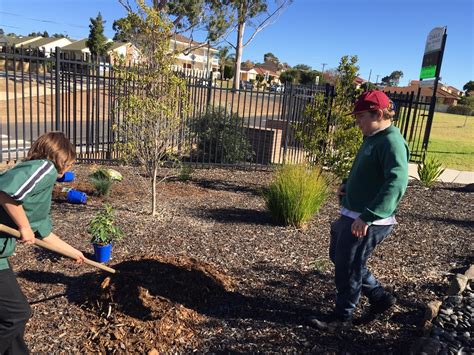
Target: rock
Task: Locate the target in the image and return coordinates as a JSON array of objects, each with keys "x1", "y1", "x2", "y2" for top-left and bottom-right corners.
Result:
[
  {"x1": 424, "y1": 300, "x2": 443, "y2": 321},
  {"x1": 410, "y1": 337, "x2": 441, "y2": 354},
  {"x1": 448, "y1": 274, "x2": 469, "y2": 295},
  {"x1": 465, "y1": 264, "x2": 474, "y2": 280},
  {"x1": 445, "y1": 295, "x2": 463, "y2": 305},
  {"x1": 440, "y1": 308, "x2": 454, "y2": 316}
]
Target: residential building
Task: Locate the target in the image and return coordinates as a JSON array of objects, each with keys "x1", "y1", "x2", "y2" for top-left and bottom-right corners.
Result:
[{"x1": 26, "y1": 37, "x2": 73, "y2": 57}]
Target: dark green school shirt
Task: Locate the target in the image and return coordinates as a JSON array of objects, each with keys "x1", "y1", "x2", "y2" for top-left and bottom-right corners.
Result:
[
  {"x1": 0, "y1": 159, "x2": 57, "y2": 270},
  {"x1": 342, "y1": 125, "x2": 410, "y2": 225}
]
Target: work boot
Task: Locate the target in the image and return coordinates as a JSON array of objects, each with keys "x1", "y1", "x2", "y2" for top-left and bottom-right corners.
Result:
[
  {"x1": 355, "y1": 293, "x2": 397, "y2": 325},
  {"x1": 307, "y1": 312, "x2": 352, "y2": 331}
]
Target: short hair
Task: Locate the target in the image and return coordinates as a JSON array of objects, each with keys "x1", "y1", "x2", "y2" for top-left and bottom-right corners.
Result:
[{"x1": 26, "y1": 132, "x2": 76, "y2": 173}]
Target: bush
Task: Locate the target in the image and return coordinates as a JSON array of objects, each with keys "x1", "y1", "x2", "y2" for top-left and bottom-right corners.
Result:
[
  {"x1": 87, "y1": 204, "x2": 124, "y2": 245},
  {"x1": 89, "y1": 168, "x2": 113, "y2": 196},
  {"x1": 178, "y1": 164, "x2": 193, "y2": 182},
  {"x1": 264, "y1": 164, "x2": 329, "y2": 228},
  {"x1": 447, "y1": 104, "x2": 473, "y2": 116},
  {"x1": 194, "y1": 107, "x2": 253, "y2": 164},
  {"x1": 417, "y1": 156, "x2": 445, "y2": 188}
]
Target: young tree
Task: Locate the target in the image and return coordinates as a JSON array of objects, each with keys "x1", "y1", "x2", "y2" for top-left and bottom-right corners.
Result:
[
  {"x1": 114, "y1": 0, "x2": 189, "y2": 216},
  {"x1": 296, "y1": 55, "x2": 362, "y2": 178},
  {"x1": 86, "y1": 12, "x2": 112, "y2": 57},
  {"x1": 381, "y1": 70, "x2": 404, "y2": 86}
]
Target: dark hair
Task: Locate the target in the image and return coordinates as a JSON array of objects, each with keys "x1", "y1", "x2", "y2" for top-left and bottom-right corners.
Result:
[{"x1": 26, "y1": 132, "x2": 76, "y2": 173}]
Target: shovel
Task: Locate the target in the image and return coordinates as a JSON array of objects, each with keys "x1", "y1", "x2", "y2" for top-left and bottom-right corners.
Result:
[{"x1": 0, "y1": 224, "x2": 116, "y2": 274}]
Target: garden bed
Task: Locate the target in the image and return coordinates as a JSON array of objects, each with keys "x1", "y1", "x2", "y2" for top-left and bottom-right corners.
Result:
[{"x1": 7, "y1": 165, "x2": 473, "y2": 353}]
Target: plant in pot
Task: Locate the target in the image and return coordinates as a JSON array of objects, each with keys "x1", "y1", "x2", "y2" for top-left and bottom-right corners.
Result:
[{"x1": 87, "y1": 204, "x2": 124, "y2": 262}]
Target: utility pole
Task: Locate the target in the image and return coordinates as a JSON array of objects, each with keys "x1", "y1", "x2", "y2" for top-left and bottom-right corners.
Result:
[
  {"x1": 321, "y1": 63, "x2": 327, "y2": 84},
  {"x1": 375, "y1": 74, "x2": 380, "y2": 85}
]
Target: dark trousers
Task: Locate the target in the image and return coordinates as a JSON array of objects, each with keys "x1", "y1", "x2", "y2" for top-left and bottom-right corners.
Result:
[
  {"x1": 0, "y1": 267, "x2": 31, "y2": 355},
  {"x1": 329, "y1": 216, "x2": 393, "y2": 320}
]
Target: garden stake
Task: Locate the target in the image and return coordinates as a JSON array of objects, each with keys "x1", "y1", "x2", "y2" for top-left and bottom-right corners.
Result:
[{"x1": 0, "y1": 224, "x2": 116, "y2": 274}]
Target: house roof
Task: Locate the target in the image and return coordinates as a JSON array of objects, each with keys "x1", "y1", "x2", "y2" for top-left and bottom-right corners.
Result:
[
  {"x1": 62, "y1": 38, "x2": 89, "y2": 51},
  {"x1": 254, "y1": 66, "x2": 279, "y2": 77},
  {"x1": 27, "y1": 37, "x2": 70, "y2": 48},
  {"x1": 172, "y1": 33, "x2": 218, "y2": 52},
  {"x1": 383, "y1": 84, "x2": 460, "y2": 100},
  {"x1": 108, "y1": 41, "x2": 129, "y2": 51},
  {"x1": 354, "y1": 76, "x2": 366, "y2": 84},
  {"x1": 2, "y1": 35, "x2": 41, "y2": 46}
]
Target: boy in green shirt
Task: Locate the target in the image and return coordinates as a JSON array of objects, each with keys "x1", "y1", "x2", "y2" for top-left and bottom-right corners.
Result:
[
  {"x1": 0, "y1": 132, "x2": 85, "y2": 354},
  {"x1": 309, "y1": 91, "x2": 409, "y2": 331}
]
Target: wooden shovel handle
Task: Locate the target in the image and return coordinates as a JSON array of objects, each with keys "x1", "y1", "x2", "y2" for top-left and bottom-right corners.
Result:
[{"x1": 0, "y1": 224, "x2": 116, "y2": 274}]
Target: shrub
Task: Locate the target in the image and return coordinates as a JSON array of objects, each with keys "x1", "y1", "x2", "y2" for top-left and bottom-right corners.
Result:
[
  {"x1": 447, "y1": 104, "x2": 473, "y2": 116},
  {"x1": 417, "y1": 156, "x2": 445, "y2": 188},
  {"x1": 264, "y1": 164, "x2": 329, "y2": 228},
  {"x1": 89, "y1": 168, "x2": 113, "y2": 196},
  {"x1": 194, "y1": 107, "x2": 253, "y2": 164},
  {"x1": 87, "y1": 204, "x2": 124, "y2": 245},
  {"x1": 178, "y1": 164, "x2": 193, "y2": 182}
]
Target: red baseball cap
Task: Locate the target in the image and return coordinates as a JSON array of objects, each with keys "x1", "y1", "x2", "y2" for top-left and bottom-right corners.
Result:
[{"x1": 351, "y1": 90, "x2": 391, "y2": 115}]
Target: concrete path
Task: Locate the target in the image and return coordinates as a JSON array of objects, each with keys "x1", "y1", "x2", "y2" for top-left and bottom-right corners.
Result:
[{"x1": 408, "y1": 163, "x2": 474, "y2": 185}]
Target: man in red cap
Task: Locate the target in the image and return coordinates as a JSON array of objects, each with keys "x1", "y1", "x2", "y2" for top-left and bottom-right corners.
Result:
[{"x1": 308, "y1": 90, "x2": 409, "y2": 331}]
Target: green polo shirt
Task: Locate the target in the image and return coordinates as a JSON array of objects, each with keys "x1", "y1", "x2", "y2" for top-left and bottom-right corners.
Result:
[{"x1": 0, "y1": 159, "x2": 57, "y2": 270}]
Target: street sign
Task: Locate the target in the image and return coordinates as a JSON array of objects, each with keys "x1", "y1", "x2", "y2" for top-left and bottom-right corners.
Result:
[
  {"x1": 419, "y1": 79, "x2": 436, "y2": 88},
  {"x1": 420, "y1": 27, "x2": 447, "y2": 79}
]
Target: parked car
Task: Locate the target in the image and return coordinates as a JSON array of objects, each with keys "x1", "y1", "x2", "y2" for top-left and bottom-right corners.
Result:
[
  {"x1": 240, "y1": 80, "x2": 254, "y2": 90},
  {"x1": 269, "y1": 84, "x2": 284, "y2": 93}
]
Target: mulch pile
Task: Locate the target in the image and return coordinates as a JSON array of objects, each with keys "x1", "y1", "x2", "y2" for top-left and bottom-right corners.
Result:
[{"x1": 3, "y1": 164, "x2": 471, "y2": 353}]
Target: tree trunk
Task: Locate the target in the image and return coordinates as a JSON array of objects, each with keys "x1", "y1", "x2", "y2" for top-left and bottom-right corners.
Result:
[
  {"x1": 151, "y1": 167, "x2": 157, "y2": 216},
  {"x1": 232, "y1": 21, "x2": 245, "y2": 91}
]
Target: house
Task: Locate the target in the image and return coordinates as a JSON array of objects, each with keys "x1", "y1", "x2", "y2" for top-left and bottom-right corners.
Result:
[
  {"x1": 354, "y1": 76, "x2": 367, "y2": 89},
  {"x1": 240, "y1": 68, "x2": 258, "y2": 82},
  {"x1": 60, "y1": 39, "x2": 140, "y2": 65},
  {"x1": 383, "y1": 80, "x2": 461, "y2": 112},
  {"x1": 171, "y1": 34, "x2": 219, "y2": 77},
  {"x1": 254, "y1": 65, "x2": 281, "y2": 85},
  {"x1": 26, "y1": 37, "x2": 73, "y2": 57}
]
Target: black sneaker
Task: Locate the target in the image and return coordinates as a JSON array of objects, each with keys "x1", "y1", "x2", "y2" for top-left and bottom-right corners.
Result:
[
  {"x1": 307, "y1": 313, "x2": 353, "y2": 331},
  {"x1": 355, "y1": 294, "x2": 397, "y2": 325}
]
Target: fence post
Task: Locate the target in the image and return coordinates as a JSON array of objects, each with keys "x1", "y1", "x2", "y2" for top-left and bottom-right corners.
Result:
[
  {"x1": 206, "y1": 71, "x2": 212, "y2": 108},
  {"x1": 55, "y1": 46, "x2": 61, "y2": 131}
]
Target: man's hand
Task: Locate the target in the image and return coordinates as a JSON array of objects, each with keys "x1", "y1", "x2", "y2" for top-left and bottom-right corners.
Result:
[
  {"x1": 18, "y1": 226, "x2": 35, "y2": 245},
  {"x1": 73, "y1": 250, "x2": 86, "y2": 264},
  {"x1": 351, "y1": 218, "x2": 368, "y2": 238}
]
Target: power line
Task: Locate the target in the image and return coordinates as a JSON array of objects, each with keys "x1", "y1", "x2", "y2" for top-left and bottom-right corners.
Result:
[{"x1": 0, "y1": 11, "x2": 88, "y2": 29}]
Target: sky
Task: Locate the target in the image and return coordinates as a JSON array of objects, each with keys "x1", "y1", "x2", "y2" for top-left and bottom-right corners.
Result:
[{"x1": 1, "y1": 0, "x2": 472, "y2": 90}]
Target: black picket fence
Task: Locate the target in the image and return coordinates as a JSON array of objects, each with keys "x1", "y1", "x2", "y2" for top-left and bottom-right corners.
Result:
[{"x1": 0, "y1": 46, "x2": 433, "y2": 167}]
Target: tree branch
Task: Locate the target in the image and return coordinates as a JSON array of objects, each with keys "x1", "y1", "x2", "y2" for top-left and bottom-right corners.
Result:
[{"x1": 243, "y1": 0, "x2": 290, "y2": 48}]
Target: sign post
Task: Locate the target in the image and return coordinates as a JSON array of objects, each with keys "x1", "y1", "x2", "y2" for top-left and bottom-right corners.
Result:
[{"x1": 420, "y1": 27, "x2": 447, "y2": 154}]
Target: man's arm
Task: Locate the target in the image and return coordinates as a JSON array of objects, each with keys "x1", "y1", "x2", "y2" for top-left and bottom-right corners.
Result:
[
  {"x1": 0, "y1": 192, "x2": 35, "y2": 244},
  {"x1": 41, "y1": 233, "x2": 85, "y2": 263}
]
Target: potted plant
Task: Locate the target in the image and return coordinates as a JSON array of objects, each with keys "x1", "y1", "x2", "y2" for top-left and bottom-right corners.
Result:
[{"x1": 87, "y1": 204, "x2": 124, "y2": 262}]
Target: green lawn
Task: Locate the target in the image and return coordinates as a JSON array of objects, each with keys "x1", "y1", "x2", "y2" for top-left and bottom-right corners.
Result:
[{"x1": 427, "y1": 112, "x2": 474, "y2": 171}]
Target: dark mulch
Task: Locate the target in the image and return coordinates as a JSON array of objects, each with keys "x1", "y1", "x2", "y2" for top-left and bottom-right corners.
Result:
[{"x1": 5, "y1": 164, "x2": 472, "y2": 353}]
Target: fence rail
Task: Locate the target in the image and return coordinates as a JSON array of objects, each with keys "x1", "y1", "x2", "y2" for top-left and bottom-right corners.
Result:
[{"x1": 1, "y1": 46, "x2": 433, "y2": 167}]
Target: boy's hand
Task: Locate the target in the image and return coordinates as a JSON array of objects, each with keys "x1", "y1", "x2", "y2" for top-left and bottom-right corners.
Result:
[
  {"x1": 351, "y1": 218, "x2": 369, "y2": 238},
  {"x1": 18, "y1": 226, "x2": 35, "y2": 245},
  {"x1": 73, "y1": 250, "x2": 86, "y2": 264}
]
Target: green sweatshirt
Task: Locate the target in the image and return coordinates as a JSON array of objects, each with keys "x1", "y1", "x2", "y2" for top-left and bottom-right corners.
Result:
[
  {"x1": 342, "y1": 124, "x2": 409, "y2": 225},
  {"x1": 0, "y1": 159, "x2": 57, "y2": 270}
]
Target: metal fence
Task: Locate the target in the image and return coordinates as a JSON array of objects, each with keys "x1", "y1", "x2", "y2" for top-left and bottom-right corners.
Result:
[{"x1": 1, "y1": 46, "x2": 433, "y2": 167}]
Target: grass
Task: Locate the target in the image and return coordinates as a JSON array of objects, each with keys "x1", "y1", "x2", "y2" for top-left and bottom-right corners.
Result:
[{"x1": 427, "y1": 112, "x2": 474, "y2": 171}]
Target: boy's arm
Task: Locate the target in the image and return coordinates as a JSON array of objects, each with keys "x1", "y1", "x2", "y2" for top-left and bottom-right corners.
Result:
[
  {"x1": 0, "y1": 192, "x2": 35, "y2": 244},
  {"x1": 41, "y1": 233, "x2": 85, "y2": 263}
]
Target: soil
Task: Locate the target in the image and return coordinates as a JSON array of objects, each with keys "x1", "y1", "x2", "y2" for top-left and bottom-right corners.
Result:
[{"x1": 5, "y1": 164, "x2": 472, "y2": 353}]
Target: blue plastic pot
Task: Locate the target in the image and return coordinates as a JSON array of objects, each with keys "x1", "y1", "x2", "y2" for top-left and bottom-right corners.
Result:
[
  {"x1": 93, "y1": 243, "x2": 112, "y2": 263},
  {"x1": 66, "y1": 189, "x2": 87, "y2": 204},
  {"x1": 57, "y1": 171, "x2": 75, "y2": 183}
]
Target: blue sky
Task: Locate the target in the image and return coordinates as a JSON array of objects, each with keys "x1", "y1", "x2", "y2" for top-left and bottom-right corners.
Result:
[{"x1": 1, "y1": 0, "x2": 472, "y2": 89}]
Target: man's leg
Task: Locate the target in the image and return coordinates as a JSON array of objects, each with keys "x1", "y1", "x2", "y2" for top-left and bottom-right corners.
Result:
[{"x1": 0, "y1": 268, "x2": 31, "y2": 355}]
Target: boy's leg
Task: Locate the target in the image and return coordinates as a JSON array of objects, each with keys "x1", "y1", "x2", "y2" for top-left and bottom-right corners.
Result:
[
  {"x1": 0, "y1": 268, "x2": 31, "y2": 355},
  {"x1": 360, "y1": 224, "x2": 394, "y2": 302}
]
